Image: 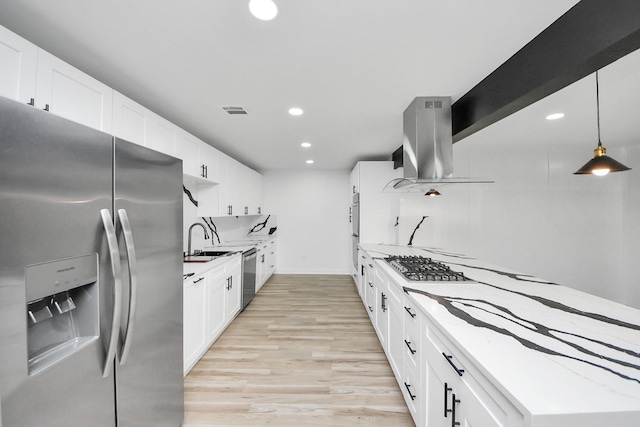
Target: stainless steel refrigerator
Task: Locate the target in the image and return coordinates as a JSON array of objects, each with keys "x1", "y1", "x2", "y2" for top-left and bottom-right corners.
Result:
[{"x1": 0, "y1": 96, "x2": 184, "y2": 426}]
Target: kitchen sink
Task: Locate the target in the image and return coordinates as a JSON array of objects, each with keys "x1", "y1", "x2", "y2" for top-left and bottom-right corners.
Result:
[{"x1": 183, "y1": 250, "x2": 236, "y2": 263}]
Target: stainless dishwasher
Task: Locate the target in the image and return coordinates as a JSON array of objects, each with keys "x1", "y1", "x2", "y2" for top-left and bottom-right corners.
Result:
[{"x1": 241, "y1": 248, "x2": 257, "y2": 310}]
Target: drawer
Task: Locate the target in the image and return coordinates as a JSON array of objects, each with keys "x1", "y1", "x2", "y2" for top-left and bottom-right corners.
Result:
[{"x1": 403, "y1": 293, "x2": 422, "y2": 331}]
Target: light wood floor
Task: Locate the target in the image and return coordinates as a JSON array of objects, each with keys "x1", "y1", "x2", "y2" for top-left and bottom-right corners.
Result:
[{"x1": 183, "y1": 274, "x2": 414, "y2": 427}]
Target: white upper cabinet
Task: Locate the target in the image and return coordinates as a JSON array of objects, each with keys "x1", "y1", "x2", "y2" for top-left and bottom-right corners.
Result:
[
  {"x1": 147, "y1": 115, "x2": 176, "y2": 156},
  {"x1": 0, "y1": 25, "x2": 112, "y2": 132},
  {"x1": 112, "y1": 91, "x2": 149, "y2": 146},
  {"x1": 0, "y1": 25, "x2": 37, "y2": 104},
  {"x1": 199, "y1": 143, "x2": 220, "y2": 183},
  {"x1": 174, "y1": 130, "x2": 201, "y2": 178},
  {"x1": 35, "y1": 50, "x2": 113, "y2": 133},
  {"x1": 113, "y1": 91, "x2": 176, "y2": 157}
]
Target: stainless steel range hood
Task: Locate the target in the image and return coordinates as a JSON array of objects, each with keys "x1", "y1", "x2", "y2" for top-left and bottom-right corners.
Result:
[{"x1": 384, "y1": 96, "x2": 492, "y2": 192}]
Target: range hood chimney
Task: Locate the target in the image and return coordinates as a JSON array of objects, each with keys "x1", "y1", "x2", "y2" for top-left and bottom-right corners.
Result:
[{"x1": 384, "y1": 96, "x2": 492, "y2": 192}]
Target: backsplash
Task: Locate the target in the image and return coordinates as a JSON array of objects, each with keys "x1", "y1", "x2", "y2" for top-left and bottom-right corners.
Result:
[
  {"x1": 395, "y1": 215, "x2": 433, "y2": 246},
  {"x1": 182, "y1": 181, "x2": 277, "y2": 253}
]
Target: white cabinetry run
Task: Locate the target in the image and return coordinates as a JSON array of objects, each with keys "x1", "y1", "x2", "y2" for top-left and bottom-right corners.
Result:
[
  {"x1": 0, "y1": 26, "x2": 112, "y2": 132},
  {"x1": 0, "y1": 24, "x2": 266, "y2": 220},
  {"x1": 183, "y1": 254, "x2": 242, "y2": 375}
]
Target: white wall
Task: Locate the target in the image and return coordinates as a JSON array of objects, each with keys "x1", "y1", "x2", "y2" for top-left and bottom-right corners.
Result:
[
  {"x1": 400, "y1": 118, "x2": 638, "y2": 308},
  {"x1": 263, "y1": 169, "x2": 351, "y2": 274}
]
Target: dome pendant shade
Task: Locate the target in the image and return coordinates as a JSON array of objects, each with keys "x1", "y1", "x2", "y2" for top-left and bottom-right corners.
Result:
[
  {"x1": 425, "y1": 188, "x2": 441, "y2": 197},
  {"x1": 574, "y1": 71, "x2": 631, "y2": 176}
]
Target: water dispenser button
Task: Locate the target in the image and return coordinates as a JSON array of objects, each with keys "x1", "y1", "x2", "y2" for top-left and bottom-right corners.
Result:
[{"x1": 28, "y1": 305, "x2": 53, "y2": 324}]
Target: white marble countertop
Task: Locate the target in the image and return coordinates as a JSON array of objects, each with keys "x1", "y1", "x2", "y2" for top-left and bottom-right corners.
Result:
[
  {"x1": 183, "y1": 236, "x2": 276, "y2": 278},
  {"x1": 360, "y1": 243, "x2": 640, "y2": 424}
]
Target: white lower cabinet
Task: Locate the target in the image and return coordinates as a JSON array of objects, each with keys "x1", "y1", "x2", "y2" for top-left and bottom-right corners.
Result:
[
  {"x1": 224, "y1": 255, "x2": 242, "y2": 319},
  {"x1": 183, "y1": 273, "x2": 207, "y2": 374},
  {"x1": 423, "y1": 326, "x2": 521, "y2": 427},
  {"x1": 206, "y1": 263, "x2": 228, "y2": 343},
  {"x1": 256, "y1": 240, "x2": 276, "y2": 292},
  {"x1": 358, "y1": 256, "x2": 523, "y2": 427},
  {"x1": 183, "y1": 254, "x2": 243, "y2": 375},
  {"x1": 374, "y1": 267, "x2": 389, "y2": 349}
]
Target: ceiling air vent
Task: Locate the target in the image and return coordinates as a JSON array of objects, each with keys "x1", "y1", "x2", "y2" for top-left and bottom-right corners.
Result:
[{"x1": 221, "y1": 106, "x2": 247, "y2": 115}]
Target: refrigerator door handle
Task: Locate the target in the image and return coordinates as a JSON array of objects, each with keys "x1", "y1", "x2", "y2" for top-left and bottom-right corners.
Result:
[
  {"x1": 100, "y1": 209, "x2": 123, "y2": 378},
  {"x1": 117, "y1": 208, "x2": 138, "y2": 366}
]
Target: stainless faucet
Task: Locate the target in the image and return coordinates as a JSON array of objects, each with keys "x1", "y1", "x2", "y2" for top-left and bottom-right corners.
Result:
[{"x1": 187, "y1": 223, "x2": 210, "y2": 256}]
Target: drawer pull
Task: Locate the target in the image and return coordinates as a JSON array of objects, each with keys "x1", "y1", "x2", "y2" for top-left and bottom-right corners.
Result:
[
  {"x1": 193, "y1": 277, "x2": 205, "y2": 284},
  {"x1": 404, "y1": 306, "x2": 416, "y2": 318},
  {"x1": 443, "y1": 352, "x2": 465, "y2": 376},
  {"x1": 404, "y1": 340, "x2": 416, "y2": 355},
  {"x1": 368, "y1": 305, "x2": 373, "y2": 313},
  {"x1": 403, "y1": 382, "x2": 416, "y2": 401},
  {"x1": 368, "y1": 281, "x2": 373, "y2": 287}
]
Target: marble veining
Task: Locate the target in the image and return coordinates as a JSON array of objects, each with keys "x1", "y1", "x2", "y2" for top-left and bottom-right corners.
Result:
[
  {"x1": 360, "y1": 243, "x2": 640, "y2": 418},
  {"x1": 407, "y1": 216, "x2": 427, "y2": 246},
  {"x1": 183, "y1": 185, "x2": 198, "y2": 207},
  {"x1": 407, "y1": 286, "x2": 640, "y2": 385},
  {"x1": 202, "y1": 217, "x2": 221, "y2": 244}
]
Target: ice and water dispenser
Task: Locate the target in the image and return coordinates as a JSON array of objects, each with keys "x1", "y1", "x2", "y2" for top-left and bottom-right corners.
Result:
[{"x1": 25, "y1": 254, "x2": 99, "y2": 375}]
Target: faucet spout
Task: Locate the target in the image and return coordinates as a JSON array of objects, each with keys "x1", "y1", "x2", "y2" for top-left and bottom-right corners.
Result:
[{"x1": 188, "y1": 223, "x2": 210, "y2": 256}]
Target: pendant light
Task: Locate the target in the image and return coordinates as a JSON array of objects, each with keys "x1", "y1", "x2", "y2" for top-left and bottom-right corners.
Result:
[
  {"x1": 574, "y1": 71, "x2": 631, "y2": 176},
  {"x1": 425, "y1": 188, "x2": 441, "y2": 197}
]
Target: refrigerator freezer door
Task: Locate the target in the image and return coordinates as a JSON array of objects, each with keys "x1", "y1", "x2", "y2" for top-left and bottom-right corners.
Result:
[
  {"x1": 114, "y1": 139, "x2": 184, "y2": 427},
  {"x1": 0, "y1": 97, "x2": 116, "y2": 426}
]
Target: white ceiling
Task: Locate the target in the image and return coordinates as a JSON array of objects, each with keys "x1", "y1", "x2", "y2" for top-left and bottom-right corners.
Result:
[{"x1": 6, "y1": 0, "x2": 631, "y2": 173}]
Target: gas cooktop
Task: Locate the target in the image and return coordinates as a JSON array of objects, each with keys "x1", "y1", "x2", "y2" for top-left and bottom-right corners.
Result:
[{"x1": 384, "y1": 255, "x2": 473, "y2": 282}]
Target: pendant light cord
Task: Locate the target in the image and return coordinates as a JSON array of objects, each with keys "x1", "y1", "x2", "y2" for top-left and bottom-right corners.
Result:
[{"x1": 596, "y1": 71, "x2": 602, "y2": 147}]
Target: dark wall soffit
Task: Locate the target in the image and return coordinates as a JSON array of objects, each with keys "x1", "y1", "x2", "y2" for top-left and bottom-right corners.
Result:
[{"x1": 451, "y1": 0, "x2": 640, "y2": 143}]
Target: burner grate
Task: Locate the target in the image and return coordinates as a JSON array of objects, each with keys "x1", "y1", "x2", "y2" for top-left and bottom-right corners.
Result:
[{"x1": 384, "y1": 255, "x2": 472, "y2": 282}]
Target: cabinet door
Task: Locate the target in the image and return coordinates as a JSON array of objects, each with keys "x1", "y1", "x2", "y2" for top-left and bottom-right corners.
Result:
[
  {"x1": 183, "y1": 274, "x2": 207, "y2": 374},
  {"x1": 175, "y1": 130, "x2": 201, "y2": 178},
  {"x1": 256, "y1": 246, "x2": 267, "y2": 291},
  {"x1": 36, "y1": 50, "x2": 113, "y2": 132},
  {"x1": 112, "y1": 91, "x2": 148, "y2": 146},
  {"x1": 374, "y1": 268, "x2": 389, "y2": 349},
  {"x1": 207, "y1": 264, "x2": 228, "y2": 342},
  {"x1": 225, "y1": 256, "x2": 242, "y2": 319},
  {"x1": 217, "y1": 154, "x2": 231, "y2": 215},
  {"x1": 266, "y1": 241, "x2": 276, "y2": 277},
  {"x1": 0, "y1": 25, "x2": 37, "y2": 104},
  {"x1": 387, "y1": 292, "x2": 403, "y2": 378},
  {"x1": 200, "y1": 143, "x2": 220, "y2": 183},
  {"x1": 147, "y1": 115, "x2": 176, "y2": 156}
]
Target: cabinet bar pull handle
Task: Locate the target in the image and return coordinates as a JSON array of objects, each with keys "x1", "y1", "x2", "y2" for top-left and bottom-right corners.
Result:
[
  {"x1": 368, "y1": 305, "x2": 373, "y2": 313},
  {"x1": 444, "y1": 382, "x2": 453, "y2": 417},
  {"x1": 27, "y1": 98, "x2": 35, "y2": 106},
  {"x1": 43, "y1": 104, "x2": 50, "y2": 111},
  {"x1": 193, "y1": 277, "x2": 204, "y2": 284},
  {"x1": 368, "y1": 281, "x2": 373, "y2": 287},
  {"x1": 404, "y1": 306, "x2": 416, "y2": 318},
  {"x1": 451, "y1": 393, "x2": 460, "y2": 427},
  {"x1": 403, "y1": 382, "x2": 416, "y2": 401},
  {"x1": 443, "y1": 352, "x2": 465, "y2": 376},
  {"x1": 404, "y1": 340, "x2": 416, "y2": 354},
  {"x1": 381, "y1": 292, "x2": 387, "y2": 312}
]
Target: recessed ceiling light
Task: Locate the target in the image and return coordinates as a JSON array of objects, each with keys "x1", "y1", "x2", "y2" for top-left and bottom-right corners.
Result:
[
  {"x1": 300, "y1": 142, "x2": 311, "y2": 148},
  {"x1": 248, "y1": 0, "x2": 278, "y2": 21},
  {"x1": 306, "y1": 160, "x2": 314, "y2": 164},
  {"x1": 288, "y1": 107, "x2": 303, "y2": 116},
  {"x1": 546, "y1": 113, "x2": 565, "y2": 120}
]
